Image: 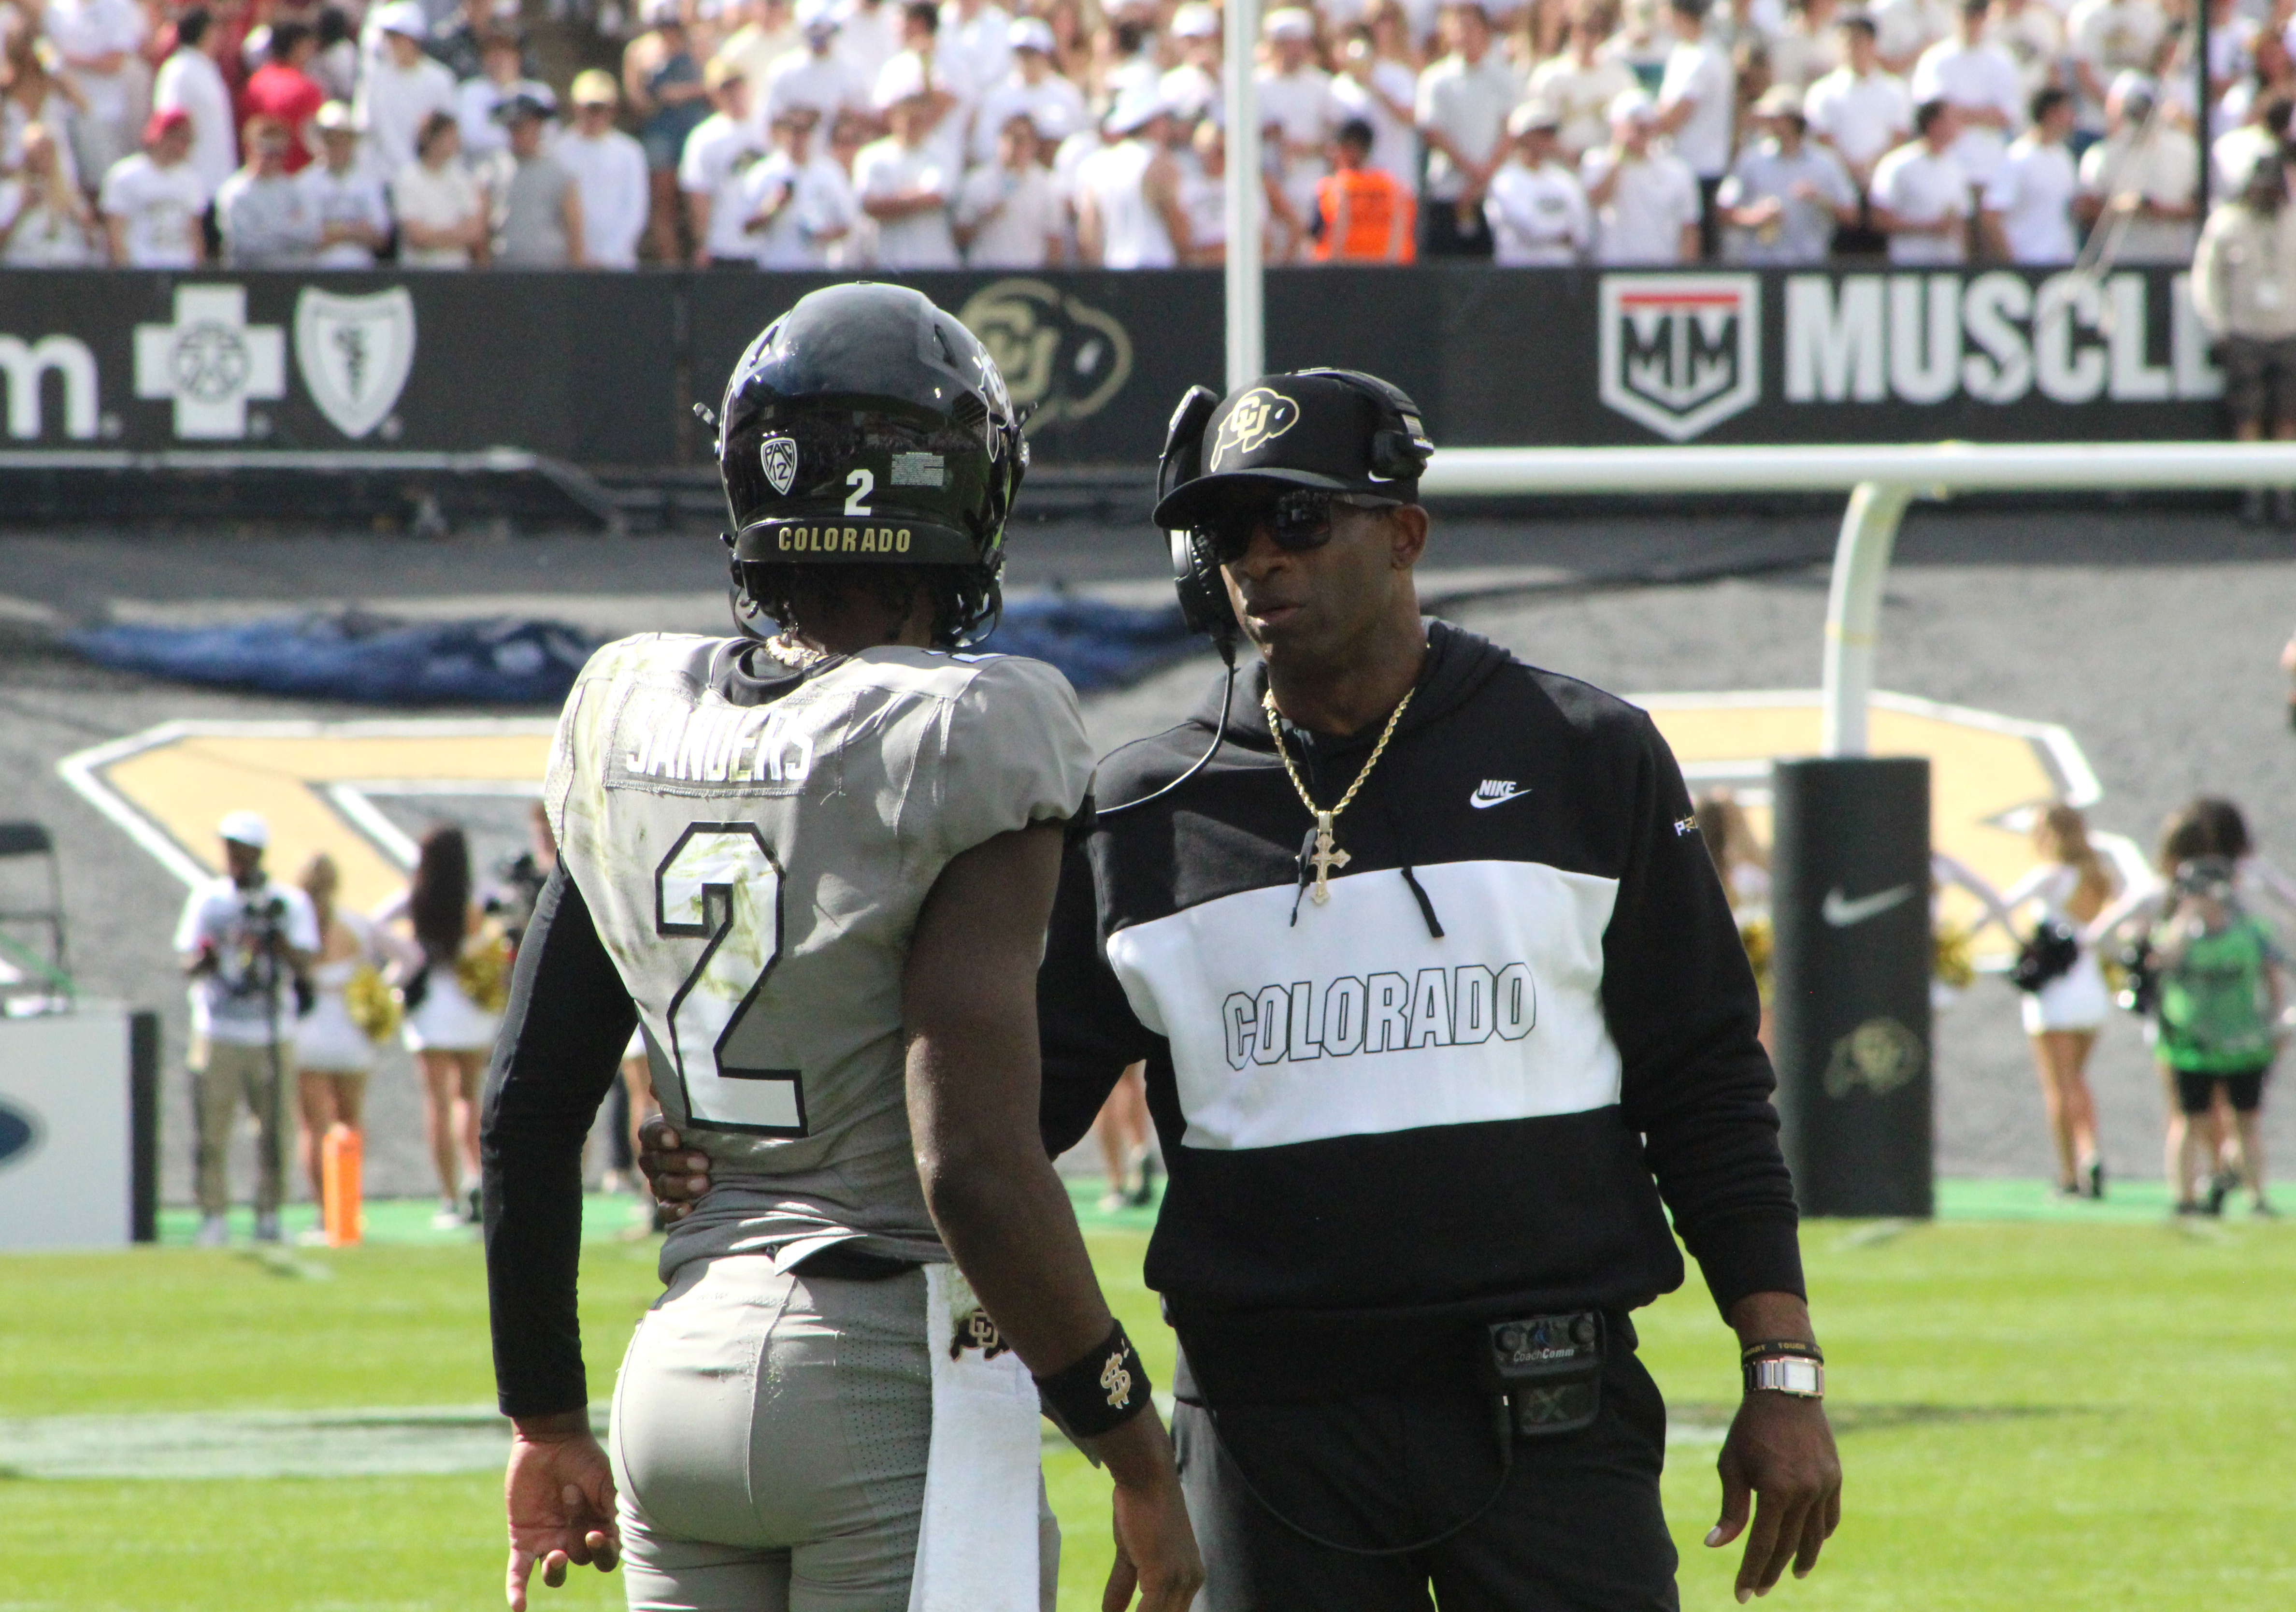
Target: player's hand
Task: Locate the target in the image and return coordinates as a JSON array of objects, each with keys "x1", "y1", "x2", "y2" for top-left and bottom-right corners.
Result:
[
  {"x1": 1708, "y1": 1392, "x2": 1841, "y2": 1602},
  {"x1": 1091, "y1": 1414, "x2": 1204, "y2": 1612},
  {"x1": 636, "y1": 1116, "x2": 710, "y2": 1222},
  {"x1": 504, "y1": 1413, "x2": 621, "y2": 1611}
]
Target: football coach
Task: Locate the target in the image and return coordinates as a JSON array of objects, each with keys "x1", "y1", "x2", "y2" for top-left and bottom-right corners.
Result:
[
  {"x1": 1038, "y1": 369, "x2": 1839, "y2": 1611},
  {"x1": 649, "y1": 368, "x2": 1841, "y2": 1610}
]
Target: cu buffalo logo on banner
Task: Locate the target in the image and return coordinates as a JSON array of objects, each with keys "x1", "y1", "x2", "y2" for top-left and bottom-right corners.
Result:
[
  {"x1": 1598, "y1": 274, "x2": 1762, "y2": 442},
  {"x1": 761, "y1": 435, "x2": 798, "y2": 495}
]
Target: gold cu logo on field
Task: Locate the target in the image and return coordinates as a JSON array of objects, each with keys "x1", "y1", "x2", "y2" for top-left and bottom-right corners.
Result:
[
  {"x1": 957, "y1": 279, "x2": 1133, "y2": 428},
  {"x1": 1211, "y1": 387, "x2": 1300, "y2": 468}
]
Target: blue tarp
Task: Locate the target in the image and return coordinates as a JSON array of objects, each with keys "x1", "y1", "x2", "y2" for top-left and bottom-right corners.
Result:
[
  {"x1": 66, "y1": 611, "x2": 597, "y2": 705},
  {"x1": 65, "y1": 592, "x2": 1199, "y2": 705},
  {"x1": 973, "y1": 592, "x2": 1197, "y2": 693}
]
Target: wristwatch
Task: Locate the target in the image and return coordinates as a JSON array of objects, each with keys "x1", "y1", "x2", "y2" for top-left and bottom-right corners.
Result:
[{"x1": 1741, "y1": 1340, "x2": 1825, "y2": 1399}]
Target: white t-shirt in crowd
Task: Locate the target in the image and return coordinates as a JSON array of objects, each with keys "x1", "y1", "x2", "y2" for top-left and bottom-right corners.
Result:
[
  {"x1": 554, "y1": 124, "x2": 649, "y2": 268},
  {"x1": 852, "y1": 134, "x2": 960, "y2": 267},
  {"x1": 1415, "y1": 48, "x2": 1518, "y2": 200},
  {"x1": 1982, "y1": 131, "x2": 2077, "y2": 261},
  {"x1": 391, "y1": 157, "x2": 484, "y2": 266},
  {"x1": 954, "y1": 158, "x2": 1059, "y2": 266},
  {"x1": 0, "y1": 177, "x2": 97, "y2": 263},
  {"x1": 2065, "y1": 0, "x2": 2167, "y2": 130},
  {"x1": 1872, "y1": 0, "x2": 1953, "y2": 65},
  {"x1": 173, "y1": 876, "x2": 322, "y2": 1046},
  {"x1": 972, "y1": 71, "x2": 1087, "y2": 163},
  {"x1": 1658, "y1": 32, "x2": 1736, "y2": 178},
  {"x1": 1484, "y1": 156, "x2": 1591, "y2": 263},
  {"x1": 1718, "y1": 137, "x2": 1858, "y2": 262},
  {"x1": 680, "y1": 109, "x2": 768, "y2": 263},
  {"x1": 1986, "y1": 0, "x2": 2064, "y2": 96},
  {"x1": 834, "y1": 0, "x2": 903, "y2": 93},
  {"x1": 1765, "y1": 17, "x2": 1843, "y2": 92},
  {"x1": 2077, "y1": 123, "x2": 2199, "y2": 263},
  {"x1": 1581, "y1": 143, "x2": 1700, "y2": 262},
  {"x1": 1331, "y1": 58, "x2": 1422, "y2": 188},
  {"x1": 357, "y1": 52, "x2": 459, "y2": 178},
  {"x1": 1871, "y1": 137, "x2": 1969, "y2": 262},
  {"x1": 764, "y1": 49, "x2": 862, "y2": 128},
  {"x1": 43, "y1": 0, "x2": 145, "y2": 129},
  {"x1": 1526, "y1": 51, "x2": 1634, "y2": 157},
  {"x1": 938, "y1": 2, "x2": 1011, "y2": 94},
  {"x1": 740, "y1": 146, "x2": 857, "y2": 266},
  {"x1": 153, "y1": 44, "x2": 236, "y2": 201},
  {"x1": 1803, "y1": 66, "x2": 1913, "y2": 173},
  {"x1": 299, "y1": 158, "x2": 393, "y2": 267},
  {"x1": 99, "y1": 151, "x2": 207, "y2": 266},
  {"x1": 1078, "y1": 135, "x2": 1176, "y2": 267},
  {"x1": 1909, "y1": 36, "x2": 2024, "y2": 184},
  {"x1": 1259, "y1": 63, "x2": 1341, "y2": 215}
]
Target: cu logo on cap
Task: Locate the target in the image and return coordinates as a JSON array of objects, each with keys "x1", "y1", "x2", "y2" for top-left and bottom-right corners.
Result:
[{"x1": 1212, "y1": 387, "x2": 1300, "y2": 468}]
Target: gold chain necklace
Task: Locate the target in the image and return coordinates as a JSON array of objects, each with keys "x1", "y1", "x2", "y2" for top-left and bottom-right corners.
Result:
[{"x1": 1263, "y1": 685, "x2": 1416, "y2": 906}]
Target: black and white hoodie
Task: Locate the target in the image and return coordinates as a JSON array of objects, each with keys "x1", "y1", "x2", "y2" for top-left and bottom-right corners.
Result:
[{"x1": 1038, "y1": 619, "x2": 1804, "y2": 1403}]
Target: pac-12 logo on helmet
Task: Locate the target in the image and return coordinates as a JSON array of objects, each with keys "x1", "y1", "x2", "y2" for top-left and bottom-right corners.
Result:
[{"x1": 761, "y1": 435, "x2": 798, "y2": 495}]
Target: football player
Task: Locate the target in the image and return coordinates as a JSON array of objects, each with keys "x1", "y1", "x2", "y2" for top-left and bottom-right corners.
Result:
[{"x1": 480, "y1": 282, "x2": 1200, "y2": 1612}]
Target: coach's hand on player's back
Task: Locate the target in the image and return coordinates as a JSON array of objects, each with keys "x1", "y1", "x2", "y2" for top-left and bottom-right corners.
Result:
[
  {"x1": 637, "y1": 1117, "x2": 708, "y2": 1220},
  {"x1": 503, "y1": 1410, "x2": 620, "y2": 1611}
]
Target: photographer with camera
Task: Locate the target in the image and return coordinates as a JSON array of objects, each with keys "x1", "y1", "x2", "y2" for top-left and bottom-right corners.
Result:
[{"x1": 173, "y1": 811, "x2": 320, "y2": 1247}]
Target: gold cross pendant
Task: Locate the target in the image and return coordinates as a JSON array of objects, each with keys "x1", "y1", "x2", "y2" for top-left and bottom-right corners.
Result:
[{"x1": 1307, "y1": 810, "x2": 1350, "y2": 905}]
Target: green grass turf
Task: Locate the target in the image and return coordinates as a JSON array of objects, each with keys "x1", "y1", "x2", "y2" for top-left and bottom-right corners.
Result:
[{"x1": 4, "y1": 1206, "x2": 2291, "y2": 1610}]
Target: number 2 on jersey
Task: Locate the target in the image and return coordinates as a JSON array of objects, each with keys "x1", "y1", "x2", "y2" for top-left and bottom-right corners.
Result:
[{"x1": 654, "y1": 823, "x2": 805, "y2": 1136}]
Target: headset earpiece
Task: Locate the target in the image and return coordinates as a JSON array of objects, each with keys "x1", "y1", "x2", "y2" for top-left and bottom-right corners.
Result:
[{"x1": 1160, "y1": 385, "x2": 1235, "y2": 659}]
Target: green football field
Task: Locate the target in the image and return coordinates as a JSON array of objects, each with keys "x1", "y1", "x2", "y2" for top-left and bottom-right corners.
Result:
[{"x1": 2, "y1": 1188, "x2": 2290, "y2": 1612}]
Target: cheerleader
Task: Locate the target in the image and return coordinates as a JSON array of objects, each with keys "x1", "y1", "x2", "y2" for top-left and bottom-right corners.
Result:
[
  {"x1": 377, "y1": 825, "x2": 509, "y2": 1228},
  {"x1": 1695, "y1": 789, "x2": 1773, "y2": 1045},
  {"x1": 2001, "y1": 805, "x2": 2119, "y2": 1197},
  {"x1": 291, "y1": 853, "x2": 394, "y2": 1221}
]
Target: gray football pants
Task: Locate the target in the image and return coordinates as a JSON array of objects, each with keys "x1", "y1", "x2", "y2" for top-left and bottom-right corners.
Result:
[{"x1": 609, "y1": 1254, "x2": 1058, "y2": 1612}]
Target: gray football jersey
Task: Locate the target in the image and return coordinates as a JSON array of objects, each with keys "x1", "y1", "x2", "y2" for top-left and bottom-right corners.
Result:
[{"x1": 545, "y1": 633, "x2": 1093, "y2": 1276}]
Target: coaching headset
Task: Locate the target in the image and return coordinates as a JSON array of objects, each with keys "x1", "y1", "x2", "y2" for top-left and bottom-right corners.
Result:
[
  {"x1": 1100, "y1": 370, "x2": 1433, "y2": 818},
  {"x1": 1156, "y1": 368, "x2": 1435, "y2": 657}
]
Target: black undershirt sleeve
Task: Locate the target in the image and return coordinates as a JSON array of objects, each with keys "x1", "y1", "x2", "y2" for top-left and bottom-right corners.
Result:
[
  {"x1": 1037, "y1": 826, "x2": 1154, "y2": 1158},
  {"x1": 480, "y1": 861, "x2": 638, "y2": 1419}
]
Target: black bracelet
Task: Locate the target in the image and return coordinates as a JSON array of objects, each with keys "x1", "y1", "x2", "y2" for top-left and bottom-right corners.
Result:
[
  {"x1": 1034, "y1": 1320, "x2": 1151, "y2": 1439},
  {"x1": 1740, "y1": 1339, "x2": 1824, "y2": 1363}
]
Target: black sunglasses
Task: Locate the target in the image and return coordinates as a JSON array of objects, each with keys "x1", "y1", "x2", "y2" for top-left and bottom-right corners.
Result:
[{"x1": 1199, "y1": 489, "x2": 1402, "y2": 563}]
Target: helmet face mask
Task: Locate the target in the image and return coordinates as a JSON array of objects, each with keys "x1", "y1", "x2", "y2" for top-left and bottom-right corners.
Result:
[{"x1": 715, "y1": 284, "x2": 1027, "y2": 647}]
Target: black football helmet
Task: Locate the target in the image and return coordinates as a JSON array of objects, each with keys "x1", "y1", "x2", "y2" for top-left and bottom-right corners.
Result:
[{"x1": 715, "y1": 284, "x2": 1027, "y2": 631}]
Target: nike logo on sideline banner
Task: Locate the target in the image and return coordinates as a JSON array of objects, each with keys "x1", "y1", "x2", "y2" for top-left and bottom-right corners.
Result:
[
  {"x1": 1822, "y1": 884, "x2": 1917, "y2": 927},
  {"x1": 1469, "y1": 780, "x2": 1527, "y2": 809}
]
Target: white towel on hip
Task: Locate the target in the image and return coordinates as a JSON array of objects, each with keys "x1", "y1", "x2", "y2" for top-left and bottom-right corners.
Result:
[{"x1": 908, "y1": 1263, "x2": 1045, "y2": 1612}]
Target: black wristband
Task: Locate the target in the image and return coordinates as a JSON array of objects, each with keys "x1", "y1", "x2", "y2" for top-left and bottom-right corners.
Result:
[
  {"x1": 1034, "y1": 1321, "x2": 1151, "y2": 1439},
  {"x1": 1739, "y1": 1339, "x2": 1823, "y2": 1363}
]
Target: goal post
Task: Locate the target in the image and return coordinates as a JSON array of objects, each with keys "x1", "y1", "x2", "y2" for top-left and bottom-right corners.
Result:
[{"x1": 1417, "y1": 439, "x2": 2296, "y2": 1213}]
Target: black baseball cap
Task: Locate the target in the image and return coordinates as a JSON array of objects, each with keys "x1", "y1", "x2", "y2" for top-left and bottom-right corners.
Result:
[{"x1": 1152, "y1": 370, "x2": 1433, "y2": 530}]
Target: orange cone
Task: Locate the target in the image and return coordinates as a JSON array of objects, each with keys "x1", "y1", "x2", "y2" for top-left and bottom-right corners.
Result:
[{"x1": 322, "y1": 1123, "x2": 363, "y2": 1247}]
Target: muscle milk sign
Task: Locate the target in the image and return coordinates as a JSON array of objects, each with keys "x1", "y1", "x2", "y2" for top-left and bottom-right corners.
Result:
[{"x1": 1596, "y1": 267, "x2": 2220, "y2": 441}]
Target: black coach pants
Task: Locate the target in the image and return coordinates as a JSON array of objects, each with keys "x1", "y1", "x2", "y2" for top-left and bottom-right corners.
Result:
[{"x1": 1173, "y1": 1346, "x2": 1679, "y2": 1612}]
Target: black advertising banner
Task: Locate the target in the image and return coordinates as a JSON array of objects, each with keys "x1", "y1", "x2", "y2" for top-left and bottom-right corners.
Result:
[
  {"x1": 0, "y1": 270, "x2": 678, "y2": 461},
  {"x1": 685, "y1": 269, "x2": 1226, "y2": 467},
  {"x1": 1769, "y1": 757, "x2": 1935, "y2": 1219},
  {"x1": 0, "y1": 264, "x2": 2228, "y2": 468}
]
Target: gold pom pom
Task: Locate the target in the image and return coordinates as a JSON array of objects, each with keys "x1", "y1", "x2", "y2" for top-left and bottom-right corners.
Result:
[{"x1": 344, "y1": 963, "x2": 402, "y2": 1044}]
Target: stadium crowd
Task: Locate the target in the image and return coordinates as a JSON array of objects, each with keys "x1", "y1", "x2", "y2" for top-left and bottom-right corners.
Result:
[{"x1": 0, "y1": 0, "x2": 2285, "y2": 268}]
